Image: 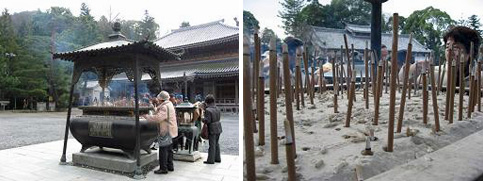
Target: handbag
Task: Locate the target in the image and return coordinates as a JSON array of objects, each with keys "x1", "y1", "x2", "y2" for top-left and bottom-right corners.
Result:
[{"x1": 201, "y1": 123, "x2": 209, "y2": 139}]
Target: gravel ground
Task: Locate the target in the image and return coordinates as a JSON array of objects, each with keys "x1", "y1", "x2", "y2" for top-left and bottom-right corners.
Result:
[
  {"x1": 198, "y1": 113, "x2": 240, "y2": 155},
  {"x1": 0, "y1": 110, "x2": 239, "y2": 155}
]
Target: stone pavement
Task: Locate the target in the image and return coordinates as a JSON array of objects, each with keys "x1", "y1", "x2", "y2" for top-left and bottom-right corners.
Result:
[
  {"x1": 367, "y1": 128, "x2": 483, "y2": 181},
  {"x1": 0, "y1": 139, "x2": 240, "y2": 181}
]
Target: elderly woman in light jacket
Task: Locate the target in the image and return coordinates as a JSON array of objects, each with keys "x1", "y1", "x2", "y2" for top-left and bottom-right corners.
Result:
[{"x1": 142, "y1": 91, "x2": 178, "y2": 174}]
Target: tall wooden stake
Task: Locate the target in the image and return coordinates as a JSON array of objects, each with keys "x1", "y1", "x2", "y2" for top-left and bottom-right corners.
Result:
[
  {"x1": 364, "y1": 42, "x2": 369, "y2": 109},
  {"x1": 269, "y1": 38, "x2": 278, "y2": 164},
  {"x1": 346, "y1": 75, "x2": 355, "y2": 127},
  {"x1": 445, "y1": 47, "x2": 453, "y2": 120},
  {"x1": 344, "y1": 35, "x2": 352, "y2": 98},
  {"x1": 333, "y1": 59, "x2": 339, "y2": 113},
  {"x1": 430, "y1": 63, "x2": 440, "y2": 132},
  {"x1": 282, "y1": 44, "x2": 296, "y2": 158},
  {"x1": 397, "y1": 34, "x2": 412, "y2": 133},
  {"x1": 468, "y1": 74, "x2": 474, "y2": 118},
  {"x1": 386, "y1": 13, "x2": 399, "y2": 152},
  {"x1": 295, "y1": 49, "x2": 301, "y2": 110},
  {"x1": 243, "y1": 37, "x2": 256, "y2": 181},
  {"x1": 449, "y1": 60, "x2": 456, "y2": 124},
  {"x1": 283, "y1": 119, "x2": 296, "y2": 181},
  {"x1": 258, "y1": 60, "x2": 265, "y2": 145},
  {"x1": 459, "y1": 53, "x2": 465, "y2": 121},
  {"x1": 374, "y1": 61, "x2": 383, "y2": 125},
  {"x1": 423, "y1": 72, "x2": 428, "y2": 124},
  {"x1": 254, "y1": 28, "x2": 260, "y2": 105}
]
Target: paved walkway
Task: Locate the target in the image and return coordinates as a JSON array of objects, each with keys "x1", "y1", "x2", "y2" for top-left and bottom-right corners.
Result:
[{"x1": 0, "y1": 139, "x2": 240, "y2": 181}]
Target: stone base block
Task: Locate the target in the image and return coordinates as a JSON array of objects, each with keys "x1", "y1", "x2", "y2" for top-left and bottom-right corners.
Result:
[
  {"x1": 174, "y1": 150, "x2": 202, "y2": 162},
  {"x1": 72, "y1": 148, "x2": 157, "y2": 173}
]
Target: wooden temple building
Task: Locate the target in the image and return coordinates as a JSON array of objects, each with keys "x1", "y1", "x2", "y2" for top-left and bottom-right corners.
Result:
[{"x1": 155, "y1": 19, "x2": 239, "y2": 112}]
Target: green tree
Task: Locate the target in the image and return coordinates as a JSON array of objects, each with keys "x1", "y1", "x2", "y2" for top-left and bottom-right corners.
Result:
[
  {"x1": 243, "y1": 10, "x2": 259, "y2": 36},
  {"x1": 278, "y1": 0, "x2": 305, "y2": 37},
  {"x1": 468, "y1": 15, "x2": 482, "y2": 34},
  {"x1": 403, "y1": 6, "x2": 454, "y2": 63},
  {"x1": 260, "y1": 28, "x2": 277, "y2": 45},
  {"x1": 0, "y1": 9, "x2": 20, "y2": 99},
  {"x1": 383, "y1": 15, "x2": 406, "y2": 33},
  {"x1": 180, "y1": 21, "x2": 190, "y2": 28},
  {"x1": 299, "y1": 0, "x2": 325, "y2": 26},
  {"x1": 138, "y1": 10, "x2": 159, "y2": 40}
]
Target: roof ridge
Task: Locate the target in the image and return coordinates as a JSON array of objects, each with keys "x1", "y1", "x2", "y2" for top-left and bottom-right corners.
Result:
[
  {"x1": 155, "y1": 19, "x2": 231, "y2": 42},
  {"x1": 172, "y1": 19, "x2": 225, "y2": 33}
]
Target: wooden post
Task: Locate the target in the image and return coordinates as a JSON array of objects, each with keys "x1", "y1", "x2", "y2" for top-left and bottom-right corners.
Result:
[
  {"x1": 473, "y1": 76, "x2": 478, "y2": 112},
  {"x1": 300, "y1": 48, "x2": 305, "y2": 107},
  {"x1": 449, "y1": 60, "x2": 456, "y2": 124},
  {"x1": 466, "y1": 74, "x2": 475, "y2": 118},
  {"x1": 371, "y1": 50, "x2": 376, "y2": 102},
  {"x1": 243, "y1": 37, "x2": 256, "y2": 181},
  {"x1": 397, "y1": 34, "x2": 413, "y2": 133},
  {"x1": 295, "y1": 49, "x2": 301, "y2": 110},
  {"x1": 344, "y1": 35, "x2": 352, "y2": 98},
  {"x1": 437, "y1": 57, "x2": 443, "y2": 95},
  {"x1": 319, "y1": 60, "x2": 323, "y2": 94},
  {"x1": 346, "y1": 75, "x2": 355, "y2": 127},
  {"x1": 364, "y1": 42, "x2": 369, "y2": 109},
  {"x1": 304, "y1": 47, "x2": 313, "y2": 105},
  {"x1": 445, "y1": 47, "x2": 453, "y2": 120},
  {"x1": 340, "y1": 46, "x2": 345, "y2": 98},
  {"x1": 269, "y1": 38, "x2": 279, "y2": 164},
  {"x1": 386, "y1": 13, "x2": 398, "y2": 152},
  {"x1": 258, "y1": 60, "x2": 265, "y2": 145},
  {"x1": 283, "y1": 119, "x2": 296, "y2": 181},
  {"x1": 468, "y1": 74, "x2": 474, "y2": 118},
  {"x1": 282, "y1": 44, "x2": 296, "y2": 158},
  {"x1": 333, "y1": 59, "x2": 339, "y2": 113},
  {"x1": 459, "y1": 53, "x2": 465, "y2": 121},
  {"x1": 423, "y1": 72, "x2": 428, "y2": 124},
  {"x1": 473, "y1": 42, "x2": 481, "y2": 112},
  {"x1": 254, "y1": 28, "x2": 260, "y2": 105},
  {"x1": 430, "y1": 63, "x2": 440, "y2": 132},
  {"x1": 374, "y1": 61, "x2": 383, "y2": 125}
]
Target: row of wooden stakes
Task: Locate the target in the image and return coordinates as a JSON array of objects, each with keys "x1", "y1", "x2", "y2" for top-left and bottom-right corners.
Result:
[{"x1": 243, "y1": 13, "x2": 483, "y2": 181}]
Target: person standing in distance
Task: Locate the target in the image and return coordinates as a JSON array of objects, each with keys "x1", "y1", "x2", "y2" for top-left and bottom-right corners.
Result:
[{"x1": 203, "y1": 94, "x2": 222, "y2": 164}]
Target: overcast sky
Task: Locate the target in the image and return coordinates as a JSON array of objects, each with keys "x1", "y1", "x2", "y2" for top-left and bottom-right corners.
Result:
[
  {"x1": 244, "y1": 0, "x2": 483, "y2": 38},
  {"x1": 1, "y1": 0, "x2": 240, "y2": 37}
]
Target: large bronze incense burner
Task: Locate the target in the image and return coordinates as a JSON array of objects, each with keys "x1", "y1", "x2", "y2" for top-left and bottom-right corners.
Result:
[
  {"x1": 54, "y1": 22, "x2": 179, "y2": 176},
  {"x1": 70, "y1": 106, "x2": 157, "y2": 158}
]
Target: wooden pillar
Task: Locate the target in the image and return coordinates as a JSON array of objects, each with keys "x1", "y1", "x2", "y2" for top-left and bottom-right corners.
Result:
[
  {"x1": 374, "y1": 61, "x2": 383, "y2": 125},
  {"x1": 397, "y1": 34, "x2": 413, "y2": 133},
  {"x1": 282, "y1": 43, "x2": 296, "y2": 159},
  {"x1": 430, "y1": 63, "x2": 440, "y2": 132},
  {"x1": 423, "y1": 72, "x2": 428, "y2": 124},
  {"x1": 283, "y1": 119, "x2": 296, "y2": 181},
  {"x1": 364, "y1": 43, "x2": 369, "y2": 109},
  {"x1": 333, "y1": 59, "x2": 339, "y2": 113},
  {"x1": 449, "y1": 60, "x2": 456, "y2": 124},
  {"x1": 258, "y1": 60, "x2": 265, "y2": 146},
  {"x1": 243, "y1": 37, "x2": 256, "y2": 181},
  {"x1": 254, "y1": 28, "x2": 260, "y2": 104},
  {"x1": 346, "y1": 75, "x2": 355, "y2": 127},
  {"x1": 269, "y1": 38, "x2": 279, "y2": 164},
  {"x1": 445, "y1": 47, "x2": 454, "y2": 120},
  {"x1": 459, "y1": 54, "x2": 465, "y2": 121},
  {"x1": 295, "y1": 49, "x2": 301, "y2": 110},
  {"x1": 385, "y1": 13, "x2": 398, "y2": 152}
]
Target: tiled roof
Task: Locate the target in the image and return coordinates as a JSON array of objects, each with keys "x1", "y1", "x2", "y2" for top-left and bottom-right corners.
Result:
[
  {"x1": 154, "y1": 19, "x2": 239, "y2": 49},
  {"x1": 53, "y1": 40, "x2": 180, "y2": 61},
  {"x1": 345, "y1": 23, "x2": 371, "y2": 34},
  {"x1": 160, "y1": 58, "x2": 238, "y2": 81},
  {"x1": 311, "y1": 25, "x2": 430, "y2": 53}
]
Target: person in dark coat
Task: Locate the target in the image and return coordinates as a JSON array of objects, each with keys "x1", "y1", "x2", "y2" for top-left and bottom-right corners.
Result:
[{"x1": 203, "y1": 94, "x2": 222, "y2": 164}]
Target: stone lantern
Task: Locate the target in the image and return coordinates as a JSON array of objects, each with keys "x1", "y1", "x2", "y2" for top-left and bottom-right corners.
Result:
[{"x1": 174, "y1": 99, "x2": 201, "y2": 161}]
